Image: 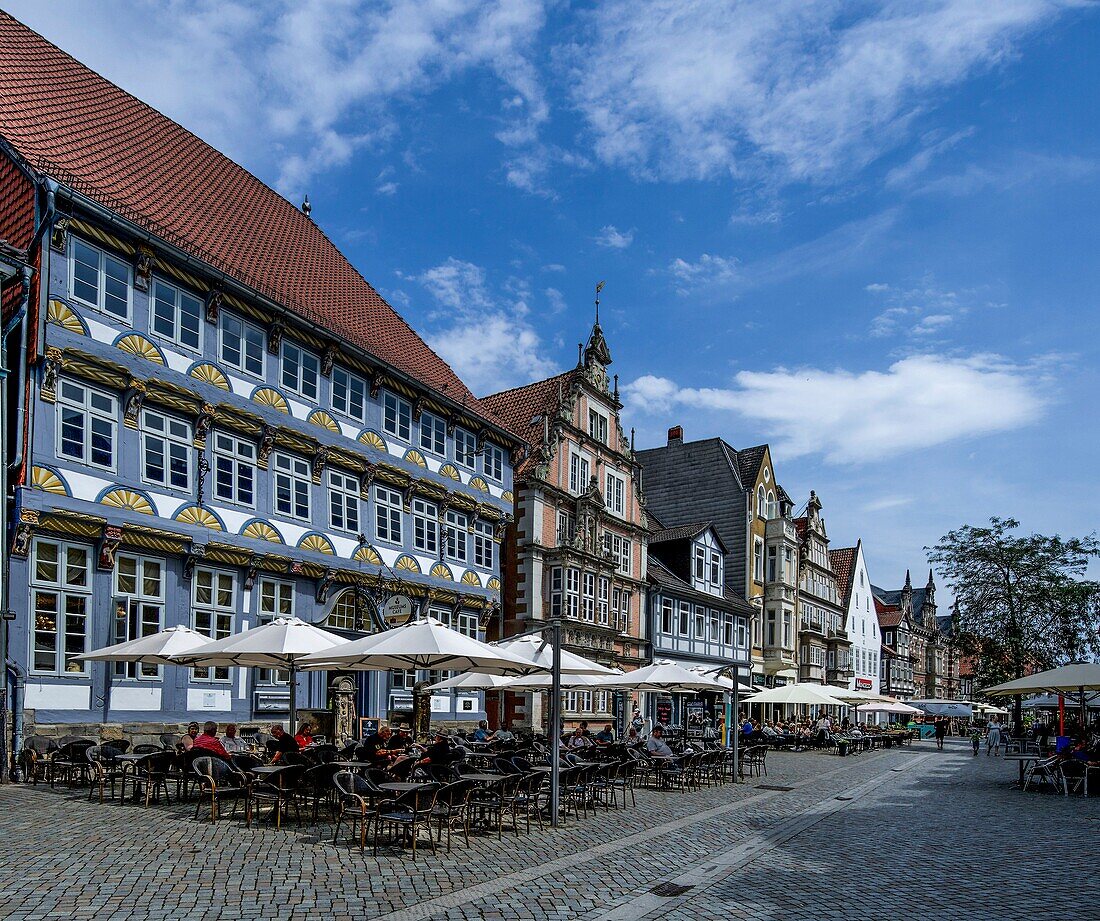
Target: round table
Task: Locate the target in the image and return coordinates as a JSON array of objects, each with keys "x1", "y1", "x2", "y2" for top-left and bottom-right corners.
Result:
[{"x1": 379, "y1": 781, "x2": 432, "y2": 792}]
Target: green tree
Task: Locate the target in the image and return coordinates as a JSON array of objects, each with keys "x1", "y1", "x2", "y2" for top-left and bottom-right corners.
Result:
[{"x1": 928, "y1": 517, "x2": 1100, "y2": 727}]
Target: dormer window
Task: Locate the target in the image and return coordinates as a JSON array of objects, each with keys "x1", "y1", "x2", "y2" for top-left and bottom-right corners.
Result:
[{"x1": 588, "y1": 408, "x2": 608, "y2": 444}]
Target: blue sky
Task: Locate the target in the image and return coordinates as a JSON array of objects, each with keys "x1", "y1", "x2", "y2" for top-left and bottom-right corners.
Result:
[{"x1": 8, "y1": 0, "x2": 1099, "y2": 588}]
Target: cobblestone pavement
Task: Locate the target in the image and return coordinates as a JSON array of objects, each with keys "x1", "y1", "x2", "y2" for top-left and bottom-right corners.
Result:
[{"x1": 0, "y1": 741, "x2": 1096, "y2": 920}]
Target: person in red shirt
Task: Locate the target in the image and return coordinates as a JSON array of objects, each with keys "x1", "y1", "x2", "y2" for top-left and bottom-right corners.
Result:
[
  {"x1": 190, "y1": 721, "x2": 230, "y2": 760},
  {"x1": 294, "y1": 720, "x2": 314, "y2": 749}
]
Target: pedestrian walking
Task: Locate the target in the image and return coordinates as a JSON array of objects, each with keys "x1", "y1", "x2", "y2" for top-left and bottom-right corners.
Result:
[
  {"x1": 934, "y1": 716, "x2": 948, "y2": 750},
  {"x1": 986, "y1": 717, "x2": 1002, "y2": 756},
  {"x1": 970, "y1": 725, "x2": 982, "y2": 756}
]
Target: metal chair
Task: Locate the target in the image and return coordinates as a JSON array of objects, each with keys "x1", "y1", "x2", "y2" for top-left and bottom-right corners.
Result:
[
  {"x1": 431, "y1": 779, "x2": 474, "y2": 851},
  {"x1": 86, "y1": 744, "x2": 127, "y2": 802},
  {"x1": 374, "y1": 784, "x2": 440, "y2": 859},
  {"x1": 191, "y1": 756, "x2": 250, "y2": 822},
  {"x1": 333, "y1": 771, "x2": 386, "y2": 850}
]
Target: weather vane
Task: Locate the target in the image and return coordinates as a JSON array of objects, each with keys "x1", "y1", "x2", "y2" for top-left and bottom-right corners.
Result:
[{"x1": 595, "y1": 280, "x2": 606, "y2": 324}]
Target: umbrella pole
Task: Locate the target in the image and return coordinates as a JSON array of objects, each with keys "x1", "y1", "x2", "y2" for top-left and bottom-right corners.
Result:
[
  {"x1": 289, "y1": 662, "x2": 298, "y2": 733},
  {"x1": 1059, "y1": 694, "x2": 1065, "y2": 737},
  {"x1": 1080, "y1": 686, "x2": 1086, "y2": 739},
  {"x1": 549, "y1": 617, "x2": 562, "y2": 828}
]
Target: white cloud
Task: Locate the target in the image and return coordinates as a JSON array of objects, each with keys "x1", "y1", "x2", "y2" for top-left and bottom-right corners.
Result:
[
  {"x1": 913, "y1": 151, "x2": 1099, "y2": 196},
  {"x1": 544, "y1": 287, "x2": 567, "y2": 314},
  {"x1": 412, "y1": 258, "x2": 555, "y2": 393},
  {"x1": 668, "y1": 253, "x2": 740, "y2": 295},
  {"x1": 865, "y1": 278, "x2": 983, "y2": 339},
  {"x1": 595, "y1": 225, "x2": 635, "y2": 249},
  {"x1": 7, "y1": 0, "x2": 547, "y2": 197},
  {"x1": 567, "y1": 0, "x2": 1083, "y2": 183},
  {"x1": 623, "y1": 354, "x2": 1046, "y2": 464},
  {"x1": 863, "y1": 496, "x2": 915, "y2": 513}
]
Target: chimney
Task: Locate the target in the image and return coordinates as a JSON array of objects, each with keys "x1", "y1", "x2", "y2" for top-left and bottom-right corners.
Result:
[{"x1": 667, "y1": 425, "x2": 683, "y2": 446}]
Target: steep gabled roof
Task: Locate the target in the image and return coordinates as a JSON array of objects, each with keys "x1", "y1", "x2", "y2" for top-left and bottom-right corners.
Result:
[
  {"x1": 736, "y1": 444, "x2": 768, "y2": 486},
  {"x1": 649, "y1": 521, "x2": 714, "y2": 547},
  {"x1": 830, "y1": 545, "x2": 858, "y2": 608},
  {"x1": 0, "y1": 11, "x2": 500, "y2": 425},
  {"x1": 793, "y1": 516, "x2": 808, "y2": 541},
  {"x1": 480, "y1": 370, "x2": 573, "y2": 452},
  {"x1": 646, "y1": 556, "x2": 755, "y2": 615}
]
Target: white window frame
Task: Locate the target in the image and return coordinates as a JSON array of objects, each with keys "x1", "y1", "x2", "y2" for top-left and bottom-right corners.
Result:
[
  {"x1": 605, "y1": 470, "x2": 625, "y2": 516},
  {"x1": 70, "y1": 236, "x2": 131, "y2": 320},
  {"x1": 581, "y1": 572, "x2": 596, "y2": 622},
  {"x1": 150, "y1": 276, "x2": 202, "y2": 351},
  {"x1": 473, "y1": 519, "x2": 494, "y2": 569},
  {"x1": 597, "y1": 576, "x2": 610, "y2": 626},
  {"x1": 444, "y1": 510, "x2": 468, "y2": 563},
  {"x1": 57, "y1": 379, "x2": 117, "y2": 472},
  {"x1": 328, "y1": 469, "x2": 361, "y2": 534},
  {"x1": 565, "y1": 567, "x2": 580, "y2": 620},
  {"x1": 212, "y1": 431, "x2": 257, "y2": 507},
  {"x1": 412, "y1": 498, "x2": 439, "y2": 555},
  {"x1": 219, "y1": 312, "x2": 265, "y2": 377},
  {"x1": 418, "y1": 412, "x2": 446, "y2": 456},
  {"x1": 280, "y1": 340, "x2": 320, "y2": 401},
  {"x1": 29, "y1": 539, "x2": 91, "y2": 675},
  {"x1": 588, "y1": 407, "x2": 608, "y2": 444},
  {"x1": 484, "y1": 443, "x2": 505, "y2": 482},
  {"x1": 331, "y1": 365, "x2": 367, "y2": 422},
  {"x1": 374, "y1": 485, "x2": 403, "y2": 544},
  {"x1": 556, "y1": 510, "x2": 575, "y2": 547},
  {"x1": 382, "y1": 391, "x2": 412, "y2": 442},
  {"x1": 569, "y1": 452, "x2": 590, "y2": 495},
  {"x1": 272, "y1": 452, "x2": 311, "y2": 521},
  {"x1": 753, "y1": 537, "x2": 765, "y2": 583},
  {"x1": 192, "y1": 568, "x2": 235, "y2": 681},
  {"x1": 661, "y1": 597, "x2": 674, "y2": 635},
  {"x1": 454, "y1": 428, "x2": 477, "y2": 469},
  {"x1": 113, "y1": 553, "x2": 165, "y2": 680},
  {"x1": 140, "y1": 408, "x2": 191, "y2": 491},
  {"x1": 328, "y1": 589, "x2": 359, "y2": 631},
  {"x1": 550, "y1": 567, "x2": 563, "y2": 619},
  {"x1": 257, "y1": 578, "x2": 294, "y2": 684}
]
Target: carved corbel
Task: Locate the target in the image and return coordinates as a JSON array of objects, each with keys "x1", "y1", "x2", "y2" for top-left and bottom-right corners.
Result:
[
  {"x1": 196, "y1": 453, "x2": 210, "y2": 506},
  {"x1": 479, "y1": 598, "x2": 501, "y2": 629},
  {"x1": 289, "y1": 560, "x2": 304, "y2": 576},
  {"x1": 359, "y1": 463, "x2": 376, "y2": 499},
  {"x1": 40, "y1": 347, "x2": 63, "y2": 403},
  {"x1": 401, "y1": 483, "x2": 414, "y2": 512},
  {"x1": 10, "y1": 509, "x2": 39, "y2": 559},
  {"x1": 368, "y1": 371, "x2": 382, "y2": 399},
  {"x1": 316, "y1": 568, "x2": 337, "y2": 605},
  {"x1": 321, "y1": 344, "x2": 337, "y2": 378},
  {"x1": 244, "y1": 554, "x2": 263, "y2": 591},
  {"x1": 436, "y1": 493, "x2": 453, "y2": 522},
  {"x1": 183, "y1": 544, "x2": 207, "y2": 580},
  {"x1": 133, "y1": 249, "x2": 154, "y2": 293},
  {"x1": 267, "y1": 318, "x2": 285, "y2": 355},
  {"x1": 494, "y1": 514, "x2": 513, "y2": 543},
  {"x1": 475, "y1": 428, "x2": 489, "y2": 456},
  {"x1": 445, "y1": 414, "x2": 458, "y2": 436},
  {"x1": 98, "y1": 526, "x2": 123, "y2": 571},
  {"x1": 257, "y1": 424, "x2": 276, "y2": 469},
  {"x1": 204, "y1": 288, "x2": 223, "y2": 324},
  {"x1": 123, "y1": 379, "x2": 147, "y2": 429},
  {"x1": 411, "y1": 396, "x2": 425, "y2": 423},
  {"x1": 194, "y1": 403, "x2": 216, "y2": 449},
  {"x1": 311, "y1": 446, "x2": 329, "y2": 484},
  {"x1": 50, "y1": 216, "x2": 70, "y2": 254}
]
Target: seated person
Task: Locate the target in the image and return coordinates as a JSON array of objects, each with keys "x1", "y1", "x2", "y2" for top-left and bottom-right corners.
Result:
[
  {"x1": 567, "y1": 727, "x2": 593, "y2": 750},
  {"x1": 471, "y1": 720, "x2": 492, "y2": 743},
  {"x1": 268, "y1": 724, "x2": 301, "y2": 764},
  {"x1": 594, "y1": 724, "x2": 615, "y2": 745},
  {"x1": 360, "y1": 727, "x2": 398, "y2": 770},
  {"x1": 294, "y1": 720, "x2": 314, "y2": 749},
  {"x1": 177, "y1": 722, "x2": 201, "y2": 753},
  {"x1": 578, "y1": 720, "x2": 593, "y2": 738},
  {"x1": 626, "y1": 727, "x2": 642, "y2": 745},
  {"x1": 645, "y1": 726, "x2": 676, "y2": 760},
  {"x1": 191, "y1": 720, "x2": 230, "y2": 759},
  {"x1": 221, "y1": 723, "x2": 249, "y2": 754},
  {"x1": 416, "y1": 731, "x2": 457, "y2": 771},
  {"x1": 740, "y1": 718, "x2": 754, "y2": 739}
]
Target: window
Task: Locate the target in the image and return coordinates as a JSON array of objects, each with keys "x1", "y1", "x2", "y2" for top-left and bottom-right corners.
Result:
[
  {"x1": 331, "y1": 366, "x2": 367, "y2": 421},
  {"x1": 71, "y1": 238, "x2": 130, "y2": 319},
  {"x1": 257, "y1": 579, "x2": 294, "y2": 683},
  {"x1": 213, "y1": 432, "x2": 256, "y2": 506},
  {"x1": 588, "y1": 408, "x2": 608, "y2": 444},
  {"x1": 113, "y1": 554, "x2": 164, "y2": 679},
  {"x1": 569, "y1": 453, "x2": 590, "y2": 495},
  {"x1": 485, "y1": 443, "x2": 505, "y2": 482},
  {"x1": 597, "y1": 577, "x2": 610, "y2": 626},
  {"x1": 784, "y1": 548, "x2": 794, "y2": 583},
  {"x1": 694, "y1": 545, "x2": 706, "y2": 581},
  {"x1": 374, "y1": 486, "x2": 403, "y2": 544},
  {"x1": 550, "y1": 567, "x2": 563, "y2": 618},
  {"x1": 273, "y1": 453, "x2": 311, "y2": 520},
  {"x1": 443, "y1": 510, "x2": 468, "y2": 562},
  {"x1": 473, "y1": 520, "x2": 494, "y2": 569},
  {"x1": 709, "y1": 611, "x2": 720, "y2": 641},
  {"x1": 57, "y1": 380, "x2": 117, "y2": 471},
  {"x1": 581, "y1": 572, "x2": 596, "y2": 622},
  {"x1": 552, "y1": 513, "x2": 579, "y2": 554},
  {"x1": 328, "y1": 590, "x2": 359, "y2": 631},
  {"x1": 141, "y1": 409, "x2": 191, "y2": 490},
  {"x1": 605, "y1": 471, "x2": 625, "y2": 516},
  {"x1": 710, "y1": 552, "x2": 722, "y2": 587},
  {"x1": 766, "y1": 491, "x2": 776, "y2": 519},
  {"x1": 766, "y1": 608, "x2": 777, "y2": 646},
  {"x1": 766, "y1": 546, "x2": 778, "y2": 583},
  {"x1": 455, "y1": 428, "x2": 477, "y2": 468},
  {"x1": 419, "y1": 412, "x2": 446, "y2": 455},
  {"x1": 281, "y1": 341, "x2": 319, "y2": 400},
  {"x1": 412, "y1": 498, "x2": 439, "y2": 554},
  {"x1": 753, "y1": 537, "x2": 764, "y2": 583},
  {"x1": 613, "y1": 589, "x2": 631, "y2": 633},
  {"x1": 432, "y1": 607, "x2": 479, "y2": 638},
  {"x1": 30, "y1": 540, "x2": 90, "y2": 674},
  {"x1": 737, "y1": 618, "x2": 748, "y2": 650},
  {"x1": 328, "y1": 470, "x2": 360, "y2": 534},
  {"x1": 679, "y1": 601, "x2": 690, "y2": 636},
  {"x1": 150, "y1": 278, "x2": 202, "y2": 349},
  {"x1": 661, "y1": 597, "x2": 674, "y2": 635},
  {"x1": 604, "y1": 533, "x2": 632, "y2": 576},
  {"x1": 723, "y1": 616, "x2": 734, "y2": 646},
  {"x1": 782, "y1": 610, "x2": 793, "y2": 648},
  {"x1": 695, "y1": 605, "x2": 705, "y2": 638},
  {"x1": 383, "y1": 392, "x2": 412, "y2": 441},
  {"x1": 391, "y1": 669, "x2": 416, "y2": 690},
  {"x1": 757, "y1": 485, "x2": 766, "y2": 518},
  {"x1": 192, "y1": 569, "x2": 235, "y2": 680},
  {"x1": 565, "y1": 568, "x2": 580, "y2": 619},
  {"x1": 220, "y1": 313, "x2": 265, "y2": 376}
]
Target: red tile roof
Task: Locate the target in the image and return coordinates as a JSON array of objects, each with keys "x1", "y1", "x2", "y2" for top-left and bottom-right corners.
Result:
[
  {"x1": 480, "y1": 370, "x2": 574, "y2": 470},
  {"x1": 0, "y1": 12, "x2": 497, "y2": 425},
  {"x1": 829, "y1": 546, "x2": 857, "y2": 608},
  {"x1": 792, "y1": 516, "x2": 808, "y2": 541}
]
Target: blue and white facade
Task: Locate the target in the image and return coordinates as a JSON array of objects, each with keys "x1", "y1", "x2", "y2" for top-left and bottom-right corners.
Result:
[
  {"x1": 645, "y1": 523, "x2": 753, "y2": 727},
  {"x1": 8, "y1": 199, "x2": 516, "y2": 733}
]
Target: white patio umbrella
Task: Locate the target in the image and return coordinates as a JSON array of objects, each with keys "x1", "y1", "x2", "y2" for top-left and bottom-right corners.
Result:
[
  {"x1": 502, "y1": 671, "x2": 624, "y2": 692},
  {"x1": 982, "y1": 662, "x2": 1100, "y2": 733},
  {"x1": 75, "y1": 624, "x2": 209, "y2": 664},
  {"x1": 855, "y1": 700, "x2": 922, "y2": 716},
  {"x1": 298, "y1": 617, "x2": 548, "y2": 675},
  {"x1": 909, "y1": 699, "x2": 974, "y2": 718},
  {"x1": 171, "y1": 617, "x2": 346, "y2": 729},
  {"x1": 490, "y1": 635, "x2": 617, "y2": 675},
  {"x1": 740, "y1": 683, "x2": 846, "y2": 708},
  {"x1": 686, "y1": 664, "x2": 755, "y2": 695},
  {"x1": 425, "y1": 672, "x2": 518, "y2": 692},
  {"x1": 591, "y1": 660, "x2": 731, "y2": 693}
]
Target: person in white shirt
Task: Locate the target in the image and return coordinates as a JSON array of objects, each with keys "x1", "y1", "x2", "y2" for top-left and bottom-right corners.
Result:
[
  {"x1": 645, "y1": 727, "x2": 675, "y2": 760},
  {"x1": 221, "y1": 723, "x2": 249, "y2": 754}
]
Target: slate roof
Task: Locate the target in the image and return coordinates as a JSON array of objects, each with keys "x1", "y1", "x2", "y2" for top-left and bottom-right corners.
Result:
[
  {"x1": 872, "y1": 584, "x2": 930, "y2": 616},
  {"x1": 0, "y1": 12, "x2": 501, "y2": 426},
  {"x1": 830, "y1": 546, "x2": 858, "y2": 608},
  {"x1": 649, "y1": 521, "x2": 713, "y2": 546},
  {"x1": 647, "y1": 556, "x2": 755, "y2": 615},
  {"x1": 735, "y1": 444, "x2": 767, "y2": 487}
]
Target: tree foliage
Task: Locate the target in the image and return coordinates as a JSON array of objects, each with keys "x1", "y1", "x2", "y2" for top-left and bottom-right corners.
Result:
[{"x1": 928, "y1": 517, "x2": 1100, "y2": 689}]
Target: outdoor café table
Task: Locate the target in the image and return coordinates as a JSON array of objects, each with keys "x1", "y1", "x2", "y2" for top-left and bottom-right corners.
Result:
[
  {"x1": 250, "y1": 765, "x2": 300, "y2": 827},
  {"x1": 1003, "y1": 753, "x2": 1039, "y2": 788},
  {"x1": 378, "y1": 781, "x2": 432, "y2": 793}
]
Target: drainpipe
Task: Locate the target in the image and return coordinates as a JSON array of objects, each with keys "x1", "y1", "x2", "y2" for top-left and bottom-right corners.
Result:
[{"x1": 5, "y1": 654, "x2": 26, "y2": 782}]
